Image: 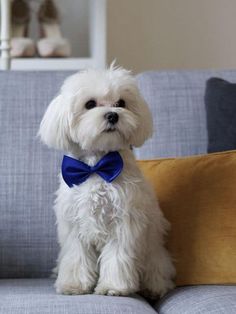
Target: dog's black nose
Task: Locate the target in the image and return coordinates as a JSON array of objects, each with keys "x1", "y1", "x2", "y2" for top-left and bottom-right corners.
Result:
[{"x1": 104, "y1": 112, "x2": 119, "y2": 124}]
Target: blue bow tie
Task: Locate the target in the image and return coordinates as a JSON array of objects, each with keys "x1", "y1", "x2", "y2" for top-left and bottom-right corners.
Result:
[{"x1": 61, "y1": 151, "x2": 123, "y2": 187}]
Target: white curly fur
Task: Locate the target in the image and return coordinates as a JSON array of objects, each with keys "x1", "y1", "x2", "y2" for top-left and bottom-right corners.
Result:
[{"x1": 38, "y1": 65, "x2": 175, "y2": 297}]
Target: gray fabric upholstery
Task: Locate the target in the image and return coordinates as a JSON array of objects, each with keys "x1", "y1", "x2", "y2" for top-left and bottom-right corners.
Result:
[
  {"x1": 1, "y1": 70, "x2": 236, "y2": 313},
  {"x1": 155, "y1": 285, "x2": 236, "y2": 314},
  {"x1": 136, "y1": 69, "x2": 236, "y2": 159},
  {"x1": 1, "y1": 70, "x2": 236, "y2": 280},
  {"x1": 0, "y1": 279, "x2": 157, "y2": 314},
  {"x1": 0, "y1": 71, "x2": 74, "y2": 278}
]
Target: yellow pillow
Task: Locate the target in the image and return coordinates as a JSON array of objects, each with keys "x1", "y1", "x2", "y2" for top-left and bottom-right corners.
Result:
[{"x1": 137, "y1": 150, "x2": 236, "y2": 286}]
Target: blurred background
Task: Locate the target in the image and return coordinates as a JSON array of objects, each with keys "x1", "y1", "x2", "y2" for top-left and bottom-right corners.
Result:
[
  {"x1": 1, "y1": 0, "x2": 236, "y2": 72},
  {"x1": 107, "y1": 0, "x2": 236, "y2": 73}
]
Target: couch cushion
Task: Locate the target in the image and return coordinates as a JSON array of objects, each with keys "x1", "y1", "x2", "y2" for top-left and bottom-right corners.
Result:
[
  {"x1": 138, "y1": 150, "x2": 236, "y2": 286},
  {"x1": 205, "y1": 77, "x2": 236, "y2": 153},
  {"x1": 136, "y1": 69, "x2": 236, "y2": 159},
  {"x1": 155, "y1": 285, "x2": 236, "y2": 314},
  {"x1": 0, "y1": 279, "x2": 157, "y2": 314}
]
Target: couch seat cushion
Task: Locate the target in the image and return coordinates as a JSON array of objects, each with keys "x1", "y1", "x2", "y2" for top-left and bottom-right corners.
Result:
[
  {"x1": 155, "y1": 285, "x2": 236, "y2": 314},
  {"x1": 0, "y1": 279, "x2": 157, "y2": 314}
]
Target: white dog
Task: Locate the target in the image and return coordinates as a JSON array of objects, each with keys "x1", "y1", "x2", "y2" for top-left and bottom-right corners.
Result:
[{"x1": 38, "y1": 65, "x2": 175, "y2": 297}]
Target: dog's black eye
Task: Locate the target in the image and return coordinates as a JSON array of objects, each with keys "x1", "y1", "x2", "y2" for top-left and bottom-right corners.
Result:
[
  {"x1": 115, "y1": 99, "x2": 126, "y2": 108},
  {"x1": 85, "y1": 99, "x2": 97, "y2": 110}
]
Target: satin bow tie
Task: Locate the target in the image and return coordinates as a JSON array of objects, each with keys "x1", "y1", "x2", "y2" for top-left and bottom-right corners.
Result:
[{"x1": 61, "y1": 151, "x2": 123, "y2": 187}]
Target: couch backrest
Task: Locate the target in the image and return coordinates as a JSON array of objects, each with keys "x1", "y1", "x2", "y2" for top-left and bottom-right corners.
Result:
[
  {"x1": 0, "y1": 71, "x2": 72, "y2": 278},
  {"x1": 136, "y1": 69, "x2": 236, "y2": 158},
  {"x1": 1, "y1": 69, "x2": 236, "y2": 278}
]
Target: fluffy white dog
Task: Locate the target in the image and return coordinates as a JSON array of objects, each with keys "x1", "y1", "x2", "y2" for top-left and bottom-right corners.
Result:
[{"x1": 38, "y1": 65, "x2": 175, "y2": 297}]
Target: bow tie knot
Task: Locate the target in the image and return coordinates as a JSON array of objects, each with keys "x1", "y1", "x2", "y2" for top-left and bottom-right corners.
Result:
[{"x1": 62, "y1": 152, "x2": 123, "y2": 187}]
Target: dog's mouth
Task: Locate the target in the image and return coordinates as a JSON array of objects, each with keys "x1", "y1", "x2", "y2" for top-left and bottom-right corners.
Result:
[{"x1": 104, "y1": 127, "x2": 116, "y2": 133}]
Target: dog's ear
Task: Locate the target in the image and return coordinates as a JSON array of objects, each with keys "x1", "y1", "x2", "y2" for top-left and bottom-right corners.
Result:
[
  {"x1": 131, "y1": 95, "x2": 153, "y2": 147},
  {"x1": 38, "y1": 94, "x2": 71, "y2": 150}
]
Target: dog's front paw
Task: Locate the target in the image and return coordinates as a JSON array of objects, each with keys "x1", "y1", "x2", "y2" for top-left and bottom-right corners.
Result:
[
  {"x1": 94, "y1": 285, "x2": 136, "y2": 296},
  {"x1": 55, "y1": 281, "x2": 94, "y2": 295}
]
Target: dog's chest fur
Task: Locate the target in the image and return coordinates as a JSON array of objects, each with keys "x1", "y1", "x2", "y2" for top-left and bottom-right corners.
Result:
[
  {"x1": 58, "y1": 153, "x2": 131, "y2": 249},
  {"x1": 62, "y1": 176, "x2": 124, "y2": 249},
  {"x1": 55, "y1": 150, "x2": 147, "y2": 253}
]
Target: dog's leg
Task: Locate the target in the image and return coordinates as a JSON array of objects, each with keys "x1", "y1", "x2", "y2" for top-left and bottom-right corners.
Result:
[
  {"x1": 55, "y1": 228, "x2": 98, "y2": 295},
  {"x1": 56, "y1": 214, "x2": 72, "y2": 247},
  {"x1": 141, "y1": 225, "x2": 176, "y2": 298},
  {"x1": 94, "y1": 241, "x2": 140, "y2": 296},
  {"x1": 51, "y1": 218, "x2": 72, "y2": 277},
  {"x1": 94, "y1": 214, "x2": 144, "y2": 296},
  {"x1": 51, "y1": 199, "x2": 73, "y2": 277}
]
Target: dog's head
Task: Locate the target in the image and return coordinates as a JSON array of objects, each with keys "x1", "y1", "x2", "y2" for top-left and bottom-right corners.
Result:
[{"x1": 38, "y1": 65, "x2": 153, "y2": 153}]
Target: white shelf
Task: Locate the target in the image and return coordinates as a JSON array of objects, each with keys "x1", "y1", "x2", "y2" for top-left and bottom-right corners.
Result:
[
  {"x1": 1, "y1": 0, "x2": 107, "y2": 70},
  {"x1": 11, "y1": 58, "x2": 96, "y2": 71}
]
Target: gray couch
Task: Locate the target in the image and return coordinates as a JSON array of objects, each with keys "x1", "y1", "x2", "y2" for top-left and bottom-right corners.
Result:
[{"x1": 0, "y1": 70, "x2": 236, "y2": 314}]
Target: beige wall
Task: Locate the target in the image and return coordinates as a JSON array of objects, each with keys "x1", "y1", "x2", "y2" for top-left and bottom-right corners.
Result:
[{"x1": 107, "y1": 0, "x2": 236, "y2": 73}]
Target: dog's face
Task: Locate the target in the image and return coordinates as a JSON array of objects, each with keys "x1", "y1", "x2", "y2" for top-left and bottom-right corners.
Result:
[{"x1": 39, "y1": 66, "x2": 153, "y2": 153}]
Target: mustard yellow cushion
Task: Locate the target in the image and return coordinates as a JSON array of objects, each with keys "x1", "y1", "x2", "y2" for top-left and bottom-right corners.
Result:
[{"x1": 137, "y1": 150, "x2": 236, "y2": 286}]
